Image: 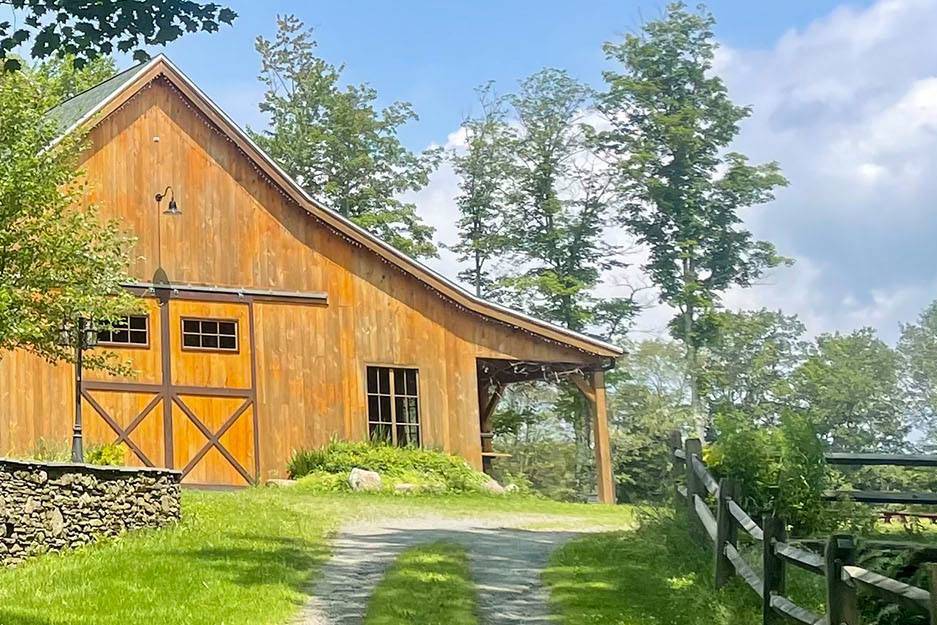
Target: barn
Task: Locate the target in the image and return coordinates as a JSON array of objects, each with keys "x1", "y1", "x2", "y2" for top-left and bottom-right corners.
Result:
[{"x1": 0, "y1": 56, "x2": 622, "y2": 502}]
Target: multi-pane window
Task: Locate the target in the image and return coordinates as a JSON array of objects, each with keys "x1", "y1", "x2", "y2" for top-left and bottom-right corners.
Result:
[
  {"x1": 366, "y1": 366, "x2": 420, "y2": 447},
  {"x1": 97, "y1": 315, "x2": 149, "y2": 347},
  {"x1": 181, "y1": 318, "x2": 239, "y2": 352}
]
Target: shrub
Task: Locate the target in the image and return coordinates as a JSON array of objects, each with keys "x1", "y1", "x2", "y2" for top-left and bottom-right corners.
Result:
[
  {"x1": 707, "y1": 410, "x2": 830, "y2": 535},
  {"x1": 27, "y1": 438, "x2": 70, "y2": 462},
  {"x1": 490, "y1": 440, "x2": 578, "y2": 501},
  {"x1": 287, "y1": 441, "x2": 490, "y2": 493},
  {"x1": 85, "y1": 442, "x2": 125, "y2": 466}
]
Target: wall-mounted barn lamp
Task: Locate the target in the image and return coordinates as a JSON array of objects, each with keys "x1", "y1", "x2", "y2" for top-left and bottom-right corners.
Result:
[{"x1": 155, "y1": 186, "x2": 181, "y2": 215}]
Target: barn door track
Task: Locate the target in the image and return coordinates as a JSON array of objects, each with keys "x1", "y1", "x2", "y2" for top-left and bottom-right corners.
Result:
[{"x1": 294, "y1": 516, "x2": 591, "y2": 625}]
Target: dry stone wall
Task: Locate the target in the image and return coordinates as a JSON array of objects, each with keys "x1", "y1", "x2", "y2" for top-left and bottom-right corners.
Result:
[{"x1": 0, "y1": 458, "x2": 181, "y2": 565}]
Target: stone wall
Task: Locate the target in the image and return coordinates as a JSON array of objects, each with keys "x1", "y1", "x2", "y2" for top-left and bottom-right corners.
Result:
[{"x1": 0, "y1": 458, "x2": 181, "y2": 565}]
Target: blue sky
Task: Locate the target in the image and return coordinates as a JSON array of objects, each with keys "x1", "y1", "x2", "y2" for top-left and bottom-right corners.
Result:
[
  {"x1": 132, "y1": 0, "x2": 937, "y2": 342},
  {"x1": 158, "y1": 1, "x2": 872, "y2": 148},
  {"x1": 22, "y1": 0, "x2": 937, "y2": 342}
]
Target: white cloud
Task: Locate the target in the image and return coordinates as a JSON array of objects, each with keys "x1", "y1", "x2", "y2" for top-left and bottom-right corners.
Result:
[{"x1": 412, "y1": 0, "x2": 937, "y2": 344}]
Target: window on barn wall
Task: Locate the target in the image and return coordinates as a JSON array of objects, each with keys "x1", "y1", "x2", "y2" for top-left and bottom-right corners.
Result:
[
  {"x1": 366, "y1": 366, "x2": 421, "y2": 447},
  {"x1": 98, "y1": 315, "x2": 149, "y2": 347},
  {"x1": 181, "y1": 318, "x2": 239, "y2": 352}
]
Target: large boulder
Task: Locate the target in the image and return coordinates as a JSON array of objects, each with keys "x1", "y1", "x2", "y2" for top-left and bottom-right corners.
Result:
[
  {"x1": 482, "y1": 479, "x2": 506, "y2": 495},
  {"x1": 348, "y1": 468, "x2": 382, "y2": 492}
]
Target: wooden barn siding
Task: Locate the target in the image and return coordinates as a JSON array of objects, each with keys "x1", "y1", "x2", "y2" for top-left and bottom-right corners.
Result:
[{"x1": 0, "y1": 79, "x2": 605, "y2": 478}]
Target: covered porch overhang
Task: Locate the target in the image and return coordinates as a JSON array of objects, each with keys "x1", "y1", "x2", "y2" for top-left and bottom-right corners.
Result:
[{"x1": 476, "y1": 357, "x2": 617, "y2": 504}]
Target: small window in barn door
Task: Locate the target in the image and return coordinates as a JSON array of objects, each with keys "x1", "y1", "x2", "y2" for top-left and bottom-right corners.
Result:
[
  {"x1": 98, "y1": 315, "x2": 149, "y2": 347},
  {"x1": 181, "y1": 318, "x2": 239, "y2": 352},
  {"x1": 366, "y1": 366, "x2": 420, "y2": 447}
]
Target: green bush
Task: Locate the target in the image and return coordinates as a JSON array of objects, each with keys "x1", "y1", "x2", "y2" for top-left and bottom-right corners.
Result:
[
  {"x1": 85, "y1": 442, "x2": 125, "y2": 466},
  {"x1": 490, "y1": 440, "x2": 578, "y2": 501},
  {"x1": 27, "y1": 438, "x2": 70, "y2": 462},
  {"x1": 287, "y1": 441, "x2": 490, "y2": 493},
  {"x1": 706, "y1": 410, "x2": 830, "y2": 535}
]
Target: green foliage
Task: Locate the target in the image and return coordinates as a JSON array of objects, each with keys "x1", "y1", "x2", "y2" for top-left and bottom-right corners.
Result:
[
  {"x1": 448, "y1": 83, "x2": 515, "y2": 297},
  {"x1": 495, "y1": 68, "x2": 636, "y2": 340},
  {"x1": 363, "y1": 542, "x2": 479, "y2": 625},
  {"x1": 707, "y1": 410, "x2": 829, "y2": 534},
  {"x1": 0, "y1": 1, "x2": 236, "y2": 72},
  {"x1": 26, "y1": 438, "x2": 70, "y2": 462},
  {"x1": 251, "y1": 15, "x2": 441, "y2": 258},
  {"x1": 287, "y1": 441, "x2": 490, "y2": 493},
  {"x1": 600, "y1": 2, "x2": 788, "y2": 433},
  {"x1": 31, "y1": 55, "x2": 117, "y2": 107},
  {"x1": 608, "y1": 339, "x2": 692, "y2": 502},
  {"x1": 85, "y1": 442, "x2": 125, "y2": 466},
  {"x1": 898, "y1": 300, "x2": 937, "y2": 447},
  {"x1": 0, "y1": 67, "x2": 138, "y2": 367},
  {"x1": 489, "y1": 384, "x2": 583, "y2": 501},
  {"x1": 700, "y1": 309, "x2": 807, "y2": 426},
  {"x1": 792, "y1": 328, "x2": 907, "y2": 452},
  {"x1": 491, "y1": 440, "x2": 579, "y2": 502}
]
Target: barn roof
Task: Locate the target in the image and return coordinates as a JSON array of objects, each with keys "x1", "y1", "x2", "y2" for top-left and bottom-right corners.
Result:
[{"x1": 46, "y1": 55, "x2": 623, "y2": 359}]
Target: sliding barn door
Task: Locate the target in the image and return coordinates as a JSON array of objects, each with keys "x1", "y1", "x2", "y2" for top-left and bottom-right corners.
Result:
[{"x1": 82, "y1": 297, "x2": 259, "y2": 486}]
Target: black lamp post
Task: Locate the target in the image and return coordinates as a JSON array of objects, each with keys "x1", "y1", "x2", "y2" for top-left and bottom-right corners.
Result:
[{"x1": 58, "y1": 317, "x2": 98, "y2": 463}]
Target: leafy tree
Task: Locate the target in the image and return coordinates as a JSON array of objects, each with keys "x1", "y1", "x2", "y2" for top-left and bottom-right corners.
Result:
[
  {"x1": 490, "y1": 384, "x2": 580, "y2": 501},
  {"x1": 32, "y1": 55, "x2": 117, "y2": 106},
  {"x1": 0, "y1": 69, "x2": 136, "y2": 365},
  {"x1": 499, "y1": 68, "x2": 636, "y2": 338},
  {"x1": 700, "y1": 309, "x2": 807, "y2": 426},
  {"x1": 0, "y1": 0, "x2": 236, "y2": 71},
  {"x1": 898, "y1": 300, "x2": 937, "y2": 447},
  {"x1": 708, "y1": 409, "x2": 829, "y2": 535},
  {"x1": 448, "y1": 83, "x2": 515, "y2": 296},
  {"x1": 491, "y1": 68, "x2": 637, "y2": 496},
  {"x1": 607, "y1": 339, "x2": 691, "y2": 502},
  {"x1": 792, "y1": 329, "x2": 907, "y2": 452},
  {"x1": 251, "y1": 16, "x2": 441, "y2": 258},
  {"x1": 601, "y1": 2, "x2": 788, "y2": 437}
]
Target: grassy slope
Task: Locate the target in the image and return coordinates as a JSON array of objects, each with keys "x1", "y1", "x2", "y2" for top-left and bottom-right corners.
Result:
[
  {"x1": 0, "y1": 489, "x2": 633, "y2": 625},
  {"x1": 544, "y1": 509, "x2": 761, "y2": 625},
  {"x1": 0, "y1": 489, "x2": 330, "y2": 625},
  {"x1": 363, "y1": 542, "x2": 478, "y2": 625}
]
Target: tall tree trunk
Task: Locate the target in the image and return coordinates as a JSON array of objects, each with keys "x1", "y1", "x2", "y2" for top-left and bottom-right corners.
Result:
[{"x1": 683, "y1": 260, "x2": 705, "y2": 439}]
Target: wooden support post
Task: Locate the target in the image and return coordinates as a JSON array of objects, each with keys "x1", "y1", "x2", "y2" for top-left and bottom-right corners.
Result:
[
  {"x1": 763, "y1": 516, "x2": 787, "y2": 625},
  {"x1": 714, "y1": 478, "x2": 739, "y2": 588},
  {"x1": 825, "y1": 534, "x2": 859, "y2": 625},
  {"x1": 669, "y1": 430, "x2": 684, "y2": 504},
  {"x1": 684, "y1": 438, "x2": 704, "y2": 540},
  {"x1": 478, "y1": 381, "x2": 503, "y2": 474},
  {"x1": 591, "y1": 370, "x2": 615, "y2": 505}
]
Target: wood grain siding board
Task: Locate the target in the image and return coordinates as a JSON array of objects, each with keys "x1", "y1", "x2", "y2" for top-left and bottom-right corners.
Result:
[{"x1": 0, "y1": 63, "x2": 618, "y2": 486}]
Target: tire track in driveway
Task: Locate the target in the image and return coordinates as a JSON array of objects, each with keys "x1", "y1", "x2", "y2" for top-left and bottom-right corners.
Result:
[{"x1": 294, "y1": 515, "x2": 592, "y2": 625}]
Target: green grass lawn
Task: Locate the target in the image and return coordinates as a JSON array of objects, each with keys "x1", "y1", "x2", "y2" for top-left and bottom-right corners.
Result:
[
  {"x1": 544, "y1": 508, "x2": 762, "y2": 625},
  {"x1": 363, "y1": 541, "x2": 478, "y2": 625},
  {"x1": 0, "y1": 488, "x2": 633, "y2": 625}
]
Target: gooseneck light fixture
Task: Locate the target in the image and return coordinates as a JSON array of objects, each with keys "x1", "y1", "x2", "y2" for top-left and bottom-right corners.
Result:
[{"x1": 155, "y1": 186, "x2": 181, "y2": 216}]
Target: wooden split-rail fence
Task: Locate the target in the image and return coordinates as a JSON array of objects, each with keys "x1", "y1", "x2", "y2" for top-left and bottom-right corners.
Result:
[{"x1": 668, "y1": 432, "x2": 937, "y2": 625}]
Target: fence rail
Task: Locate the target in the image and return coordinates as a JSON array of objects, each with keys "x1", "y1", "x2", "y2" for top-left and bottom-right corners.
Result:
[{"x1": 668, "y1": 432, "x2": 937, "y2": 625}]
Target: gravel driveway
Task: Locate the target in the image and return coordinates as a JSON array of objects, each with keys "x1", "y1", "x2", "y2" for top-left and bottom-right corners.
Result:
[{"x1": 294, "y1": 516, "x2": 590, "y2": 625}]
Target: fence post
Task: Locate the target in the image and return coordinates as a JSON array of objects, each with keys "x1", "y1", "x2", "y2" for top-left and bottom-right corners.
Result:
[
  {"x1": 669, "y1": 430, "x2": 683, "y2": 504},
  {"x1": 762, "y1": 516, "x2": 786, "y2": 625},
  {"x1": 684, "y1": 438, "x2": 704, "y2": 541},
  {"x1": 714, "y1": 478, "x2": 738, "y2": 588},
  {"x1": 825, "y1": 534, "x2": 859, "y2": 625}
]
